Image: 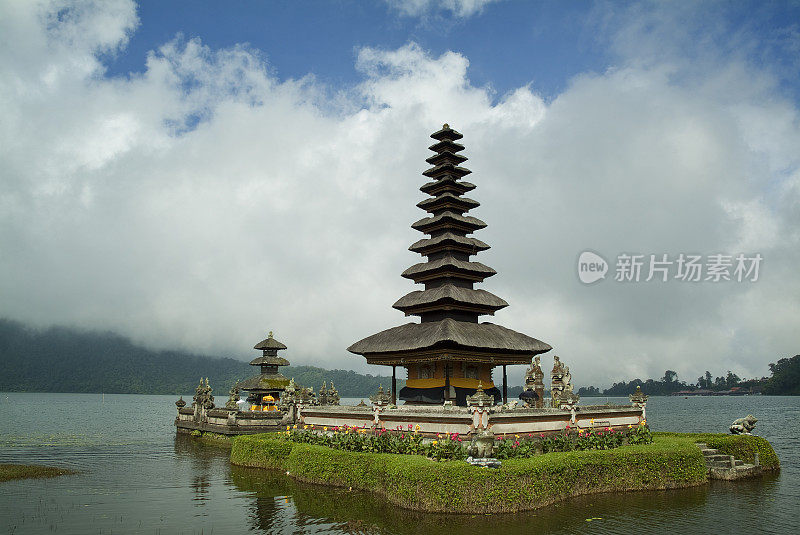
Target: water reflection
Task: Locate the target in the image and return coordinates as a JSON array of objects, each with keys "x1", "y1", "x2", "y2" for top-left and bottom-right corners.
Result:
[
  {"x1": 173, "y1": 434, "x2": 230, "y2": 507},
  {"x1": 231, "y1": 464, "x2": 718, "y2": 535}
]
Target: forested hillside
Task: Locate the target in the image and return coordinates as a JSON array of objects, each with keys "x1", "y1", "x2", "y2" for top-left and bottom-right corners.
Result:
[{"x1": 0, "y1": 319, "x2": 398, "y2": 396}]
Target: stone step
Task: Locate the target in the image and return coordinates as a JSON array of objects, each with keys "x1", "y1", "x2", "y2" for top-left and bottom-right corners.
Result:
[
  {"x1": 710, "y1": 460, "x2": 734, "y2": 468},
  {"x1": 735, "y1": 459, "x2": 744, "y2": 467},
  {"x1": 700, "y1": 449, "x2": 719, "y2": 456},
  {"x1": 695, "y1": 443, "x2": 707, "y2": 449},
  {"x1": 705, "y1": 454, "x2": 731, "y2": 462}
]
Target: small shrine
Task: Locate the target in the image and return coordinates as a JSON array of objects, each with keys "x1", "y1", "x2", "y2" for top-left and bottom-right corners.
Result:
[
  {"x1": 238, "y1": 331, "x2": 291, "y2": 405},
  {"x1": 348, "y1": 125, "x2": 552, "y2": 406}
]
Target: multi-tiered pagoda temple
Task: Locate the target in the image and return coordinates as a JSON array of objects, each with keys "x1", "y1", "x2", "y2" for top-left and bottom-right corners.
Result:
[
  {"x1": 239, "y1": 331, "x2": 291, "y2": 405},
  {"x1": 348, "y1": 125, "x2": 552, "y2": 406}
]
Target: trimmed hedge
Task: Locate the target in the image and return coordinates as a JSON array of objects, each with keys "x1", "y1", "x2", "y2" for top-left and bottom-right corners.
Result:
[
  {"x1": 653, "y1": 432, "x2": 780, "y2": 470},
  {"x1": 231, "y1": 434, "x2": 294, "y2": 470},
  {"x1": 230, "y1": 434, "x2": 707, "y2": 513}
]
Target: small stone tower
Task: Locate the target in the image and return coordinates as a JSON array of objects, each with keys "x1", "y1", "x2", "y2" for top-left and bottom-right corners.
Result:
[{"x1": 239, "y1": 331, "x2": 291, "y2": 404}]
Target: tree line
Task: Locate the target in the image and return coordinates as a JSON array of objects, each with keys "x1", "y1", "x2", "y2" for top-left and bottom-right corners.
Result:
[{"x1": 577, "y1": 357, "x2": 800, "y2": 396}]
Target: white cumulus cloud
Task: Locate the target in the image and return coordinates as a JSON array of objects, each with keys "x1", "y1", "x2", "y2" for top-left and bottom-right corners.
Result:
[{"x1": 1, "y1": 0, "x2": 798, "y2": 387}]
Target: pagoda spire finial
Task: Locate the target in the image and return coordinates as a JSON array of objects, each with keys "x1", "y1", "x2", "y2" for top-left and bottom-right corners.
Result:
[
  {"x1": 443, "y1": 123, "x2": 449, "y2": 129},
  {"x1": 268, "y1": 331, "x2": 273, "y2": 338}
]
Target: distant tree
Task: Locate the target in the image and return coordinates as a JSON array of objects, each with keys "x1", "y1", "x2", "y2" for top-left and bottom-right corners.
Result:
[
  {"x1": 762, "y1": 355, "x2": 800, "y2": 395},
  {"x1": 578, "y1": 385, "x2": 601, "y2": 396},
  {"x1": 726, "y1": 371, "x2": 741, "y2": 388},
  {"x1": 714, "y1": 376, "x2": 726, "y2": 388},
  {"x1": 663, "y1": 370, "x2": 678, "y2": 383}
]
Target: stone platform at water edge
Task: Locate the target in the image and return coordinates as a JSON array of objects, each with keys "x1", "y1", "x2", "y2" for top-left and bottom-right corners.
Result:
[{"x1": 175, "y1": 376, "x2": 646, "y2": 438}]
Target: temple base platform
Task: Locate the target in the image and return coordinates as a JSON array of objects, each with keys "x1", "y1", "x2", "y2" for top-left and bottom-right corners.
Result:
[
  {"x1": 298, "y1": 403, "x2": 644, "y2": 438},
  {"x1": 175, "y1": 407, "x2": 287, "y2": 436}
]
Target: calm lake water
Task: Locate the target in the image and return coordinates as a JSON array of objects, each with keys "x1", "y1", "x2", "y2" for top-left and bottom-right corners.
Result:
[{"x1": 0, "y1": 393, "x2": 798, "y2": 534}]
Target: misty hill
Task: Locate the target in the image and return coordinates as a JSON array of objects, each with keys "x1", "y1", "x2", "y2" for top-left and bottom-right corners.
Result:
[{"x1": 0, "y1": 319, "x2": 399, "y2": 397}]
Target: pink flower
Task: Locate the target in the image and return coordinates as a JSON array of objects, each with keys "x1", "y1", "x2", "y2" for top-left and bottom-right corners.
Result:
[{"x1": 408, "y1": 424, "x2": 413, "y2": 430}]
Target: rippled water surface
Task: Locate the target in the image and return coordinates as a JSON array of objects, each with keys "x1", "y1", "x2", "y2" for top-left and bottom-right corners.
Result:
[{"x1": 1, "y1": 393, "x2": 798, "y2": 534}]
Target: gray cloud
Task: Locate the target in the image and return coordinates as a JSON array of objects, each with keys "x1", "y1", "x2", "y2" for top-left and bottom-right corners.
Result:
[{"x1": 1, "y1": 1, "x2": 797, "y2": 387}]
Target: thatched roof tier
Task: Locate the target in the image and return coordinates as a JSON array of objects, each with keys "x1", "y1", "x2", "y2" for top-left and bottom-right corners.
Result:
[
  {"x1": 422, "y1": 163, "x2": 472, "y2": 179},
  {"x1": 428, "y1": 139, "x2": 465, "y2": 153},
  {"x1": 425, "y1": 151, "x2": 468, "y2": 166},
  {"x1": 254, "y1": 332, "x2": 287, "y2": 351},
  {"x1": 417, "y1": 193, "x2": 480, "y2": 214},
  {"x1": 401, "y1": 256, "x2": 496, "y2": 282},
  {"x1": 238, "y1": 372, "x2": 290, "y2": 392},
  {"x1": 430, "y1": 124, "x2": 463, "y2": 141},
  {"x1": 347, "y1": 318, "x2": 551, "y2": 361},
  {"x1": 249, "y1": 355, "x2": 291, "y2": 366},
  {"x1": 411, "y1": 211, "x2": 487, "y2": 234},
  {"x1": 420, "y1": 178, "x2": 476, "y2": 196},
  {"x1": 409, "y1": 232, "x2": 490, "y2": 255},
  {"x1": 393, "y1": 285, "x2": 508, "y2": 315}
]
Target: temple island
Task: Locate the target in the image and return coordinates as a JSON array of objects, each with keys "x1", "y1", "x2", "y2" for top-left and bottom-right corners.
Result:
[{"x1": 176, "y1": 126, "x2": 777, "y2": 511}]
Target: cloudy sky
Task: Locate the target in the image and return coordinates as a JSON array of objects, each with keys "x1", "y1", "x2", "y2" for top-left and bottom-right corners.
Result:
[{"x1": 1, "y1": 0, "x2": 798, "y2": 387}]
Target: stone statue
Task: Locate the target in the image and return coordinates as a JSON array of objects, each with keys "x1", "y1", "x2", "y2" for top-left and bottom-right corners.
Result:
[
  {"x1": 191, "y1": 377, "x2": 215, "y2": 422},
  {"x1": 224, "y1": 383, "x2": 240, "y2": 411},
  {"x1": 550, "y1": 356, "x2": 566, "y2": 408},
  {"x1": 202, "y1": 378, "x2": 215, "y2": 409},
  {"x1": 550, "y1": 358, "x2": 579, "y2": 409},
  {"x1": 730, "y1": 415, "x2": 757, "y2": 435},
  {"x1": 551, "y1": 356, "x2": 565, "y2": 377},
  {"x1": 298, "y1": 386, "x2": 317, "y2": 405},
  {"x1": 469, "y1": 427, "x2": 495, "y2": 458},
  {"x1": 328, "y1": 381, "x2": 340, "y2": 405},
  {"x1": 318, "y1": 381, "x2": 329, "y2": 405},
  {"x1": 520, "y1": 356, "x2": 545, "y2": 408},
  {"x1": 280, "y1": 378, "x2": 298, "y2": 409}
]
